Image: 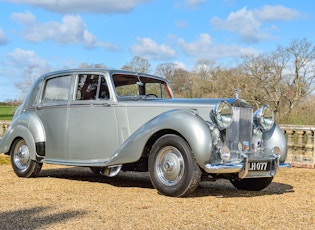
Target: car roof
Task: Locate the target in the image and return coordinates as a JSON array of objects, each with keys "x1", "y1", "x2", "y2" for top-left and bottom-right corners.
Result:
[{"x1": 39, "y1": 69, "x2": 166, "y2": 82}]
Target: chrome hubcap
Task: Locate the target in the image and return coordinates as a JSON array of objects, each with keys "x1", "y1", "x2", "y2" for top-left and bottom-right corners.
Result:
[
  {"x1": 14, "y1": 140, "x2": 30, "y2": 171},
  {"x1": 156, "y1": 146, "x2": 184, "y2": 186}
]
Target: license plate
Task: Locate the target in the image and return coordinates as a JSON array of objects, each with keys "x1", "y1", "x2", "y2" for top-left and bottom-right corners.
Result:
[{"x1": 248, "y1": 162, "x2": 270, "y2": 171}]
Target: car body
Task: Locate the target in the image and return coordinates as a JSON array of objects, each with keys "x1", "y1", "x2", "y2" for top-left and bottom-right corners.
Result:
[{"x1": 0, "y1": 69, "x2": 290, "y2": 197}]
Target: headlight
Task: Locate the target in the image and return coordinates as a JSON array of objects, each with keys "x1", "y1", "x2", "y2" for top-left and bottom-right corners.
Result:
[
  {"x1": 211, "y1": 101, "x2": 233, "y2": 130},
  {"x1": 254, "y1": 105, "x2": 274, "y2": 131}
]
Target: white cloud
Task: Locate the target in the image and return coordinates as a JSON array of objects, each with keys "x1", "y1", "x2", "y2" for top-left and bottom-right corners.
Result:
[
  {"x1": 179, "y1": 33, "x2": 212, "y2": 56},
  {"x1": 211, "y1": 5, "x2": 301, "y2": 43},
  {"x1": 254, "y1": 5, "x2": 300, "y2": 21},
  {"x1": 0, "y1": 27, "x2": 9, "y2": 45},
  {"x1": 6, "y1": 48, "x2": 48, "y2": 68},
  {"x1": 0, "y1": 48, "x2": 52, "y2": 100},
  {"x1": 3, "y1": 0, "x2": 151, "y2": 14},
  {"x1": 211, "y1": 7, "x2": 269, "y2": 43},
  {"x1": 131, "y1": 37, "x2": 176, "y2": 60},
  {"x1": 10, "y1": 12, "x2": 118, "y2": 50},
  {"x1": 178, "y1": 33, "x2": 259, "y2": 59}
]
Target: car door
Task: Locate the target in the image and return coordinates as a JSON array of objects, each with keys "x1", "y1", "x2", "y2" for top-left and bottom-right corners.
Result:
[
  {"x1": 67, "y1": 73, "x2": 118, "y2": 163},
  {"x1": 36, "y1": 74, "x2": 72, "y2": 161}
]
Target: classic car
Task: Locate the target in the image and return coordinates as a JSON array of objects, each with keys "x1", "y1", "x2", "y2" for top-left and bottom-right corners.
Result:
[{"x1": 0, "y1": 69, "x2": 290, "y2": 197}]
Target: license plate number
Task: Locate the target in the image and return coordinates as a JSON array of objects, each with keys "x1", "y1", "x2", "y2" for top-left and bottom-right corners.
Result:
[{"x1": 249, "y1": 162, "x2": 269, "y2": 171}]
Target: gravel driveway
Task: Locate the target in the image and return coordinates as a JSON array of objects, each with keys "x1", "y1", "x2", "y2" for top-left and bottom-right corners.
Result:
[{"x1": 0, "y1": 161, "x2": 314, "y2": 229}]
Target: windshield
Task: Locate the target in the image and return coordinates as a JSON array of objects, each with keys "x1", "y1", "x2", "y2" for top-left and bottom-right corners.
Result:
[{"x1": 112, "y1": 74, "x2": 173, "y2": 99}]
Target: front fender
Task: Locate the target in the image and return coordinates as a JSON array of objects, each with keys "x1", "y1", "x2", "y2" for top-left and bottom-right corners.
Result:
[
  {"x1": 264, "y1": 123, "x2": 288, "y2": 163},
  {"x1": 108, "y1": 109, "x2": 212, "y2": 168}
]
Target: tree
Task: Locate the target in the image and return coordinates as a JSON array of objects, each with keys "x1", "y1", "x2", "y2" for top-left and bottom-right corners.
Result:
[
  {"x1": 240, "y1": 38, "x2": 315, "y2": 122},
  {"x1": 192, "y1": 59, "x2": 220, "y2": 97},
  {"x1": 155, "y1": 63, "x2": 192, "y2": 97},
  {"x1": 172, "y1": 68, "x2": 192, "y2": 97},
  {"x1": 241, "y1": 51, "x2": 288, "y2": 117},
  {"x1": 193, "y1": 58, "x2": 218, "y2": 81},
  {"x1": 282, "y1": 38, "x2": 315, "y2": 114},
  {"x1": 122, "y1": 56, "x2": 151, "y2": 73},
  {"x1": 15, "y1": 65, "x2": 50, "y2": 99},
  {"x1": 155, "y1": 62, "x2": 175, "y2": 80}
]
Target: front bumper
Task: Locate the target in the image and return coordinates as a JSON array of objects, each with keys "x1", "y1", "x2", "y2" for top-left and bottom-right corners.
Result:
[{"x1": 204, "y1": 153, "x2": 291, "y2": 179}]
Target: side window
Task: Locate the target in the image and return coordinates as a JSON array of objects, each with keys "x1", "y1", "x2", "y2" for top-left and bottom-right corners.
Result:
[
  {"x1": 98, "y1": 77, "x2": 110, "y2": 99},
  {"x1": 76, "y1": 75, "x2": 109, "y2": 100},
  {"x1": 145, "y1": 83, "x2": 171, "y2": 98},
  {"x1": 42, "y1": 76, "x2": 71, "y2": 103},
  {"x1": 116, "y1": 84, "x2": 138, "y2": 97}
]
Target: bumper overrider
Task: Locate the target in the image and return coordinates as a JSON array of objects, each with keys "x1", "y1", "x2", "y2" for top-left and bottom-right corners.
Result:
[{"x1": 204, "y1": 153, "x2": 291, "y2": 179}]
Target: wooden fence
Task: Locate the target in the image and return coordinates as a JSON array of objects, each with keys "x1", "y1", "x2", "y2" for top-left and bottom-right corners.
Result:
[{"x1": 0, "y1": 122, "x2": 314, "y2": 168}]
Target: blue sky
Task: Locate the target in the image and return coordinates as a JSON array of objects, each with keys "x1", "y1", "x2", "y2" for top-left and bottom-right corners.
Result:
[{"x1": 0, "y1": 0, "x2": 314, "y2": 101}]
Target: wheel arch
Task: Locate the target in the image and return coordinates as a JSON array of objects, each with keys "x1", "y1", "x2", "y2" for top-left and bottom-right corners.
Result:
[
  {"x1": 142, "y1": 129, "x2": 185, "y2": 155},
  {"x1": 7, "y1": 126, "x2": 37, "y2": 161}
]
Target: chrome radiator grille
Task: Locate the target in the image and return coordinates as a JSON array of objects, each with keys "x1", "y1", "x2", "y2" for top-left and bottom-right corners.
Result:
[{"x1": 225, "y1": 107, "x2": 253, "y2": 151}]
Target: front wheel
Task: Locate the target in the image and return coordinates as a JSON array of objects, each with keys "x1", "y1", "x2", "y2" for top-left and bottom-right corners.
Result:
[
  {"x1": 89, "y1": 167, "x2": 103, "y2": 175},
  {"x1": 230, "y1": 177, "x2": 274, "y2": 191},
  {"x1": 10, "y1": 138, "x2": 42, "y2": 177},
  {"x1": 149, "y1": 134, "x2": 201, "y2": 197}
]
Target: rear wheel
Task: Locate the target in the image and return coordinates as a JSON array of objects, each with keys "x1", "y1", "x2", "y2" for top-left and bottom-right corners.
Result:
[
  {"x1": 10, "y1": 138, "x2": 42, "y2": 177},
  {"x1": 230, "y1": 177, "x2": 274, "y2": 191},
  {"x1": 149, "y1": 134, "x2": 201, "y2": 197}
]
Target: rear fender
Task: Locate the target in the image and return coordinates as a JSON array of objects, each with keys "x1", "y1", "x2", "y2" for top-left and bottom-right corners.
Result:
[
  {"x1": 0, "y1": 112, "x2": 45, "y2": 160},
  {"x1": 108, "y1": 109, "x2": 212, "y2": 168},
  {"x1": 1, "y1": 125, "x2": 37, "y2": 160}
]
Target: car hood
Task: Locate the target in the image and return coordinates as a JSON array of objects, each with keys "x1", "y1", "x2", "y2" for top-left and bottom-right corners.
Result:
[{"x1": 120, "y1": 97, "x2": 230, "y2": 104}]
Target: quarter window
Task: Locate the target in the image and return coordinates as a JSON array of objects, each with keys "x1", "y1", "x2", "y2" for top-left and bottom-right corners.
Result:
[{"x1": 42, "y1": 76, "x2": 71, "y2": 103}]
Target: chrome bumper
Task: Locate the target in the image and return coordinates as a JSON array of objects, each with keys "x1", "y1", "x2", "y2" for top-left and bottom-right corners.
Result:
[{"x1": 204, "y1": 154, "x2": 291, "y2": 179}]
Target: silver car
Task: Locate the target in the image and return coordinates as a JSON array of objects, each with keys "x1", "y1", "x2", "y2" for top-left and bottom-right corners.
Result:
[{"x1": 0, "y1": 69, "x2": 290, "y2": 197}]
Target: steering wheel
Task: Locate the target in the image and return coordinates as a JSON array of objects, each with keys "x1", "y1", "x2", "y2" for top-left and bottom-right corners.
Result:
[{"x1": 145, "y1": 94, "x2": 159, "y2": 98}]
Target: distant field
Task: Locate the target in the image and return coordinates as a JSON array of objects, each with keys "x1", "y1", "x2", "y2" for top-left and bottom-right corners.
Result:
[{"x1": 0, "y1": 105, "x2": 17, "y2": 121}]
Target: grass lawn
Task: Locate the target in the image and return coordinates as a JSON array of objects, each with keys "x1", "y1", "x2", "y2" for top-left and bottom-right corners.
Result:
[{"x1": 0, "y1": 105, "x2": 17, "y2": 120}]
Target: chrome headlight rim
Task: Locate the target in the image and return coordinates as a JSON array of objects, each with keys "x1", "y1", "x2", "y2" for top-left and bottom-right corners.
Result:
[
  {"x1": 254, "y1": 104, "x2": 274, "y2": 131},
  {"x1": 211, "y1": 101, "x2": 233, "y2": 130}
]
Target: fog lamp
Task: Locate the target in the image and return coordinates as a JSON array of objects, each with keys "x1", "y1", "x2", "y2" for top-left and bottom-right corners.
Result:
[
  {"x1": 272, "y1": 147, "x2": 281, "y2": 156},
  {"x1": 220, "y1": 146, "x2": 231, "y2": 162}
]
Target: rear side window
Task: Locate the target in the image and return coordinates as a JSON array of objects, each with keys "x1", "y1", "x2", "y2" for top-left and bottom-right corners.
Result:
[
  {"x1": 76, "y1": 74, "x2": 109, "y2": 100},
  {"x1": 42, "y1": 76, "x2": 71, "y2": 103}
]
